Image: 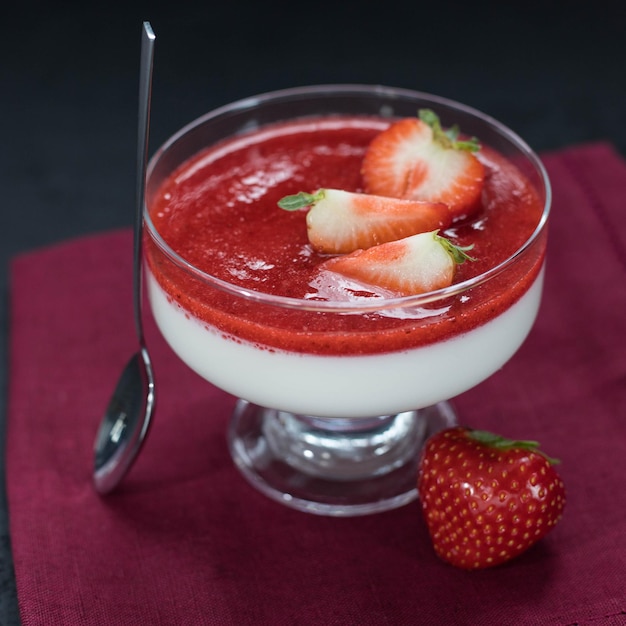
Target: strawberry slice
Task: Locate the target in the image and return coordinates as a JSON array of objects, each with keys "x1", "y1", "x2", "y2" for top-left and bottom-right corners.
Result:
[
  {"x1": 278, "y1": 188, "x2": 452, "y2": 254},
  {"x1": 320, "y1": 230, "x2": 474, "y2": 296},
  {"x1": 361, "y1": 109, "x2": 485, "y2": 220}
]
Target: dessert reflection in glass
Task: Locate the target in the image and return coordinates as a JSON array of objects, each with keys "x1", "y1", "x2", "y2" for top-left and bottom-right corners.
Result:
[{"x1": 144, "y1": 85, "x2": 551, "y2": 516}]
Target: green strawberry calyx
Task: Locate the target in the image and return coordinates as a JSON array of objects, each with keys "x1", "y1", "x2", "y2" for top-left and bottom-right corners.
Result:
[
  {"x1": 278, "y1": 189, "x2": 325, "y2": 211},
  {"x1": 468, "y1": 429, "x2": 560, "y2": 465},
  {"x1": 435, "y1": 232, "x2": 476, "y2": 264},
  {"x1": 419, "y1": 109, "x2": 481, "y2": 153}
]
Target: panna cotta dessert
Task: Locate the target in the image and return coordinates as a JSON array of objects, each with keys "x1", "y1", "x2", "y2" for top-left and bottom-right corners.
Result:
[{"x1": 143, "y1": 85, "x2": 550, "y2": 515}]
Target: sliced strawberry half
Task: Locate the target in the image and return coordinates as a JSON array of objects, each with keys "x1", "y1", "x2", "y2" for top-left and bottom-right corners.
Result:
[
  {"x1": 361, "y1": 109, "x2": 485, "y2": 220},
  {"x1": 278, "y1": 188, "x2": 451, "y2": 254},
  {"x1": 320, "y1": 230, "x2": 474, "y2": 296}
]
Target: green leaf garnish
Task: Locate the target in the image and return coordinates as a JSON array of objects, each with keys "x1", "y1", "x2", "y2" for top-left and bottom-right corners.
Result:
[
  {"x1": 418, "y1": 108, "x2": 481, "y2": 152},
  {"x1": 278, "y1": 189, "x2": 325, "y2": 211},
  {"x1": 434, "y1": 232, "x2": 476, "y2": 264}
]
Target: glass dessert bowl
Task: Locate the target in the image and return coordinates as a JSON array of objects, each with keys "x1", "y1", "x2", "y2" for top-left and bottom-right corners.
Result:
[{"x1": 144, "y1": 85, "x2": 551, "y2": 516}]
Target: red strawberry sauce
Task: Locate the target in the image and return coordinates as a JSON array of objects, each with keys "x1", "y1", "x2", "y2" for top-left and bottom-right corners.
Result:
[{"x1": 146, "y1": 117, "x2": 546, "y2": 356}]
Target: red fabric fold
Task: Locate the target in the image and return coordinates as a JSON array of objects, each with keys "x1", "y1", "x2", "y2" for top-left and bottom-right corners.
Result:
[{"x1": 7, "y1": 143, "x2": 626, "y2": 625}]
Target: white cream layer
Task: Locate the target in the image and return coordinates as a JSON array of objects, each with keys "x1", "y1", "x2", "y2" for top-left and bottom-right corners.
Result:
[{"x1": 147, "y1": 268, "x2": 544, "y2": 418}]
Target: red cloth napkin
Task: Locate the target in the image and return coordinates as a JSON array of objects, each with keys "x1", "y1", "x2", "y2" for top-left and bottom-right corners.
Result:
[{"x1": 7, "y1": 143, "x2": 626, "y2": 625}]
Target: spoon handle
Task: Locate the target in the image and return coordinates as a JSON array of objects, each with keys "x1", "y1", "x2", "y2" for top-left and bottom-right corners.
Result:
[{"x1": 134, "y1": 21, "x2": 156, "y2": 344}]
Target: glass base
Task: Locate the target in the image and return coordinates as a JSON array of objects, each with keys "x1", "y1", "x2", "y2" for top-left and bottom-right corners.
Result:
[{"x1": 228, "y1": 400, "x2": 457, "y2": 516}]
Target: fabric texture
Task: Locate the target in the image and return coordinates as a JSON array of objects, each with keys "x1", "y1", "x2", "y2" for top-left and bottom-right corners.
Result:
[{"x1": 6, "y1": 143, "x2": 626, "y2": 625}]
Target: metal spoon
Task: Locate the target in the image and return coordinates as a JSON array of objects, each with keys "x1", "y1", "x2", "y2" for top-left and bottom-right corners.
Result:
[{"x1": 93, "y1": 22, "x2": 156, "y2": 494}]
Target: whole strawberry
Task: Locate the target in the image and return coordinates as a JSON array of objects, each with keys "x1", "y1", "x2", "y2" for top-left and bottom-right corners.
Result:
[{"x1": 417, "y1": 427, "x2": 566, "y2": 570}]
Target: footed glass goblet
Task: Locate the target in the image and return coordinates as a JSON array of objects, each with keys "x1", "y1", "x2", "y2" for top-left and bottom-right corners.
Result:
[{"x1": 144, "y1": 85, "x2": 550, "y2": 516}]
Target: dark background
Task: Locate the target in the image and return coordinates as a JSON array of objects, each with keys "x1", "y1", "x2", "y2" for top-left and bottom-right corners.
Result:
[{"x1": 1, "y1": 2, "x2": 623, "y2": 622}]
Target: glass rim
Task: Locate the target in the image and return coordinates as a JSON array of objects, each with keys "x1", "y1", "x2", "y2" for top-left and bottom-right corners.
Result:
[{"x1": 144, "y1": 83, "x2": 552, "y2": 313}]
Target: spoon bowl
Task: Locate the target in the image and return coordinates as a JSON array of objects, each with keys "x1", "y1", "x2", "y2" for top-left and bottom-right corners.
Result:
[{"x1": 94, "y1": 348, "x2": 155, "y2": 490}]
